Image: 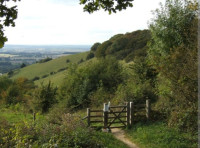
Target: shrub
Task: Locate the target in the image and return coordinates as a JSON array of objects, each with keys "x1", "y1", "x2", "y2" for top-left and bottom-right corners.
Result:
[
  {"x1": 60, "y1": 57, "x2": 123, "y2": 109},
  {"x1": 20, "y1": 63, "x2": 26, "y2": 68},
  {"x1": 57, "y1": 67, "x2": 67, "y2": 72},
  {"x1": 34, "y1": 81, "x2": 57, "y2": 113},
  {"x1": 86, "y1": 52, "x2": 94, "y2": 60},
  {"x1": 66, "y1": 59, "x2": 70, "y2": 63},
  {"x1": 32, "y1": 76, "x2": 40, "y2": 81},
  {"x1": 38, "y1": 57, "x2": 52, "y2": 63},
  {"x1": 7, "y1": 70, "x2": 14, "y2": 77},
  {"x1": 77, "y1": 58, "x2": 84, "y2": 64},
  {"x1": 90, "y1": 42, "x2": 101, "y2": 52},
  {"x1": 41, "y1": 74, "x2": 49, "y2": 78},
  {"x1": 50, "y1": 72, "x2": 55, "y2": 75}
]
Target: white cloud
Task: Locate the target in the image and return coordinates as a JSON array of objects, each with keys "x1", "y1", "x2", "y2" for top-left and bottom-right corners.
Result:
[{"x1": 4, "y1": 0, "x2": 165, "y2": 45}]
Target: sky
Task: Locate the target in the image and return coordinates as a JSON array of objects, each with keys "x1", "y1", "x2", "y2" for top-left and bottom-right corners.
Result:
[{"x1": 4, "y1": 0, "x2": 166, "y2": 45}]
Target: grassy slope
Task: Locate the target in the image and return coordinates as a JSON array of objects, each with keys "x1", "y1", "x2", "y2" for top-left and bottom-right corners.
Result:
[
  {"x1": 0, "y1": 106, "x2": 45, "y2": 124},
  {"x1": 10, "y1": 52, "x2": 88, "y2": 86}
]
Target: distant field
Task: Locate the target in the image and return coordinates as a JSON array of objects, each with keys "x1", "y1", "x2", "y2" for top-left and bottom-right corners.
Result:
[
  {"x1": 10, "y1": 52, "x2": 89, "y2": 86},
  {"x1": 0, "y1": 54, "x2": 18, "y2": 57}
]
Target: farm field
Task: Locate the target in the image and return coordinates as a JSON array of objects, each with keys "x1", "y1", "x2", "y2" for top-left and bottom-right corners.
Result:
[{"x1": 0, "y1": 54, "x2": 18, "y2": 58}]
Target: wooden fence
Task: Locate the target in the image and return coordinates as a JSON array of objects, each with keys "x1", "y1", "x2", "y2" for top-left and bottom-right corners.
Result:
[{"x1": 83, "y1": 100, "x2": 150, "y2": 129}]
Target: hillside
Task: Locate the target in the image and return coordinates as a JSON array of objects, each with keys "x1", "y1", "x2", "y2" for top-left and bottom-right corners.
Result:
[
  {"x1": 9, "y1": 30, "x2": 151, "y2": 87},
  {"x1": 9, "y1": 52, "x2": 88, "y2": 86},
  {"x1": 92, "y1": 29, "x2": 151, "y2": 62}
]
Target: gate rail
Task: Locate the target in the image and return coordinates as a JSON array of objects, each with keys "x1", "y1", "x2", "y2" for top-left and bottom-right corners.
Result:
[{"x1": 83, "y1": 100, "x2": 150, "y2": 129}]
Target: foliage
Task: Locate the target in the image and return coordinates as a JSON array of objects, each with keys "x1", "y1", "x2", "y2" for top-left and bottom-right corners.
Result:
[
  {"x1": 93, "y1": 30, "x2": 151, "y2": 61},
  {"x1": 114, "y1": 56, "x2": 157, "y2": 104},
  {"x1": 60, "y1": 57, "x2": 123, "y2": 109},
  {"x1": 66, "y1": 59, "x2": 70, "y2": 63},
  {"x1": 90, "y1": 42, "x2": 101, "y2": 52},
  {"x1": 95, "y1": 40, "x2": 112, "y2": 58},
  {"x1": 0, "y1": 77, "x2": 35, "y2": 106},
  {"x1": 0, "y1": 113, "x2": 128, "y2": 148},
  {"x1": 148, "y1": 0, "x2": 198, "y2": 131},
  {"x1": 0, "y1": 76, "x2": 12, "y2": 92},
  {"x1": 78, "y1": 58, "x2": 84, "y2": 64},
  {"x1": 20, "y1": 63, "x2": 26, "y2": 68},
  {"x1": 7, "y1": 70, "x2": 14, "y2": 77},
  {"x1": 37, "y1": 57, "x2": 52, "y2": 63},
  {"x1": 0, "y1": 0, "x2": 20, "y2": 48},
  {"x1": 86, "y1": 52, "x2": 95, "y2": 60},
  {"x1": 34, "y1": 81, "x2": 57, "y2": 113},
  {"x1": 32, "y1": 76, "x2": 40, "y2": 81},
  {"x1": 80, "y1": 0, "x2": 134, "y2": 14}
]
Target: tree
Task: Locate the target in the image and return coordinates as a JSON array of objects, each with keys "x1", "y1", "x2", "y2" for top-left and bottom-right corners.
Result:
[
  {"x1": 59, "y1": 57, "x2": 123, "y2": 109},
  {"x1": 20, "y1": 63, "x2": 26, "y2": 68},
  {"x1": 148, "y1": 0, "x2": 198, "y2": 131},
  {"x1": 90, "y1": 42, "x2": 101, "y2": 52},
  {"x1": 34, "y1": 81, "x2": 57, "y2": 113},
  {"x1": 86, "y1": 52, "x2": 94, "y2": 60},
  {"x1": 80, "y1": 0, "x2": 134, "y2": 14},
  {"x1": 0, "y1": 0, "x2": 20, "y2": 48}
]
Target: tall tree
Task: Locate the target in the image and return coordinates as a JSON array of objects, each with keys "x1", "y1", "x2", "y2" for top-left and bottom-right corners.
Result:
[{"x1": 148, "y1": 0, "x2": 198, "y2": 131}]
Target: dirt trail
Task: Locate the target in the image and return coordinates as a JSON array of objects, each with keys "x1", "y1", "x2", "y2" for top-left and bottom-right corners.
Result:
[{"x1": 111, "y1": 128, "x2": 139, "y2": 148}]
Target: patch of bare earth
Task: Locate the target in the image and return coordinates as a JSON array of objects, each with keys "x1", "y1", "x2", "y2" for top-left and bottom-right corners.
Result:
[{"x1": 111, "y1": 128, "x2": 139, "y2": 148}]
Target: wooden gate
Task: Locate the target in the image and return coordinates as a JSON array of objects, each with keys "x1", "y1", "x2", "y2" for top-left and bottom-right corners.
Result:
[
  {"x1": 105, "y1": 103, "x2": 129, "y2": 129},
  {"x1": 83, "y1": 100, "x2": 150, "y2": 129}
]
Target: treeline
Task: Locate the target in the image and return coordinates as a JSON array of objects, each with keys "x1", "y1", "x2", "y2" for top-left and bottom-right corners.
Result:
[{"x1": 87, "y1": 29, "x2": 151, "y2": 62}]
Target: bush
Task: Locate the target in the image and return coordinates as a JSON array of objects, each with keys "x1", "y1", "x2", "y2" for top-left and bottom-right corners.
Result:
[
  {"x1": 66, "y1": 59, "x2": 70, "y2": 63},
  {"x1": 77, "y1": 58, "x2": 84, "y2": 64},
  {"x1": 41, "y1": 74, "x2": 49, "y2": 78},
  {"x1": 32, "y1": 76, "x2": 40, "y2": 81},
  {"x1": 38, "y1": 57, "x2": 52, "y2": 63},
  {"x1": 20, "y1": 63, "x2": 26, "y2": 68},
  {"x1": 0, "y1": 115, "x2": 107, "y2": 148},
  {"x1": 34, "y1": 81, "x2": 57, "y2": 113},
  {"x1": 60, "y1": 57, "x2": 123, "y2": 109},
  {"x1": 86, "y1": 52, "x2": 94, "y2": 60},
  {"x1": 90, "y1": 42, "x2": 101, "y2": 52},
  {"x1": 50, "y1": 71, "x2": 55, "y2": 75},
  {"x1": 57, "y1": 67, "x2": 67, "y2": 72},
  {"x1": 7, "y1": 70, "x2": 14, "y2": 77}
]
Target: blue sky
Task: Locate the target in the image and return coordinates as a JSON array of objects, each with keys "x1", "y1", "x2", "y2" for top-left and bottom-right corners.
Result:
[{"x1": 5, "y1": 0, "x2": 165, "y2": 45}]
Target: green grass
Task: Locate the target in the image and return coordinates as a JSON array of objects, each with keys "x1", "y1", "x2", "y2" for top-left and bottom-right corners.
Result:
[
  {"x1": 34, "y1": 70, "x2": 67, "y2": 87},
  {"x1": 10, "y1": 52, "x2": 88, "y2": 85},
  {"x1": 0, "y1": 106, "x2": 45, "y2": 124},
  {"x1": 125, "y1": 122, "x2": 197, "y2": 148}
]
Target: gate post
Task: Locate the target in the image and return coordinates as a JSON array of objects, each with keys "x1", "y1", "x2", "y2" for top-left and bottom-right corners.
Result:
[
  {"x1": 130, "y1": 102, "x2": 134, "y2": 126},
  {"x1": 103, "y1": 103, "x2": 108, "y2": 129},
  {"x1": 87, "y1": 108, "x2": 90, "y2": 126},
  {"x1": 126, "y1": 102, "x2": 130, "y2": 128},
  {"x1": 146, "y1": 99, "x2": 150, "y2": 120}
]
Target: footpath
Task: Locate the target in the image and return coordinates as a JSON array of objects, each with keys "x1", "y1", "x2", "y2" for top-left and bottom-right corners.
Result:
[{"x1": 111, "y1": 128, "x2": 139, "y2": 148}]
